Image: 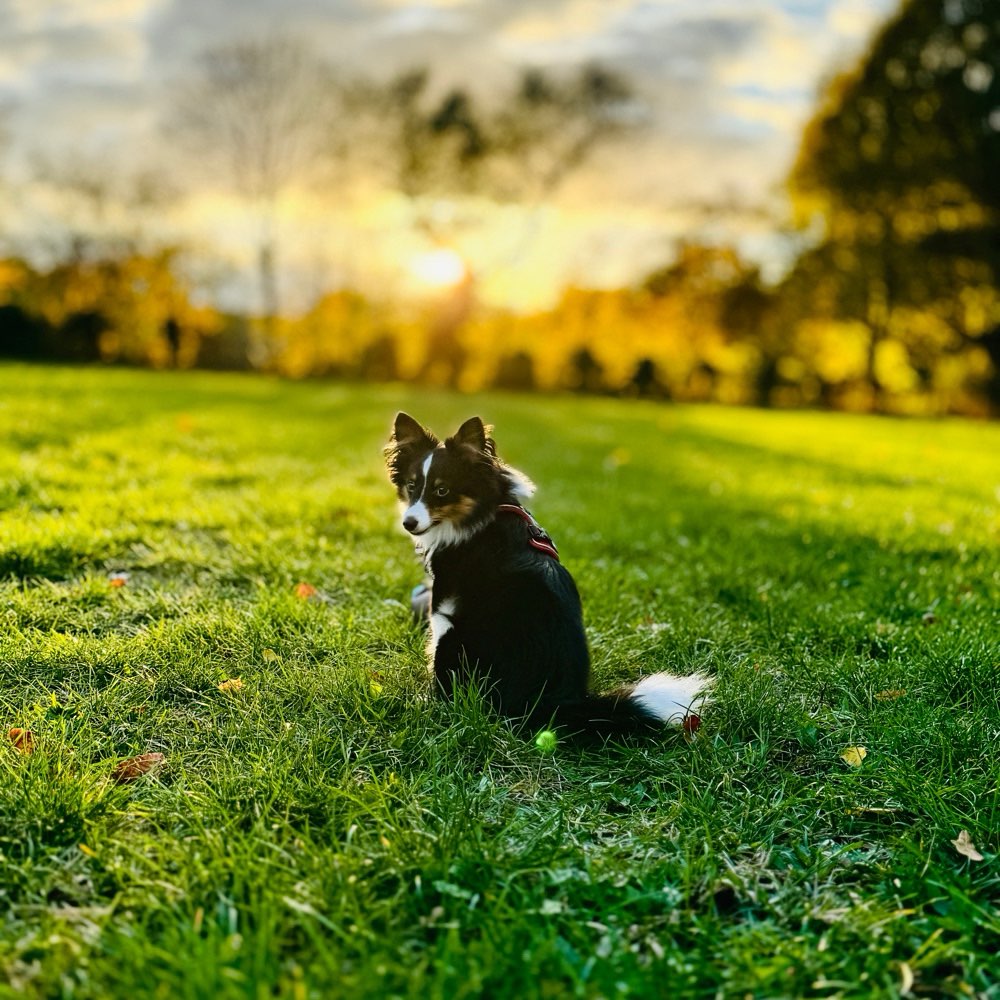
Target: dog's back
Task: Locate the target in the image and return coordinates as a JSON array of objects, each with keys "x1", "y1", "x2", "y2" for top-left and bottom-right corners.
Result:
[{"x1": 427, "y1": 512, "x2": 589, "y2": 719}]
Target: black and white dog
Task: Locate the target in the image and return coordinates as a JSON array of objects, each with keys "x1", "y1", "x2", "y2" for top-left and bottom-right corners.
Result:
[{"x1": 386, "y1": 412, "x2": 710, "y2": 740}]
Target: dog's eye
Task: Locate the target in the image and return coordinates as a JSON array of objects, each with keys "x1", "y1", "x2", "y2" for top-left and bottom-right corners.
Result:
[{"x1": 434, "y1": 485, "x2": 450, "y2": 498}]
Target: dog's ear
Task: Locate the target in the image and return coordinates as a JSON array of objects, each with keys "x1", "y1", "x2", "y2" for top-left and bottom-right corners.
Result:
[
  {"x1": 393, "y1": 412, "x2": 433, "y2": 447},
  {"x1": 452, "y1": 416, "x2": 496, "y2": 457},
  {"x1": 385, "y1": 412, "x2": 438, "y2": 486}
]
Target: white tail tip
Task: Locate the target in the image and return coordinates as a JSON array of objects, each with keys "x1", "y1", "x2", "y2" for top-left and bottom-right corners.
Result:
[{"x1": 631, "y1": 672, "x2": 713, "y2": 724}]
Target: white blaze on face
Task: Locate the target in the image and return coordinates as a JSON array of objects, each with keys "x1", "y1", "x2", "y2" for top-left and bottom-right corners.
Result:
[
  {"x1": 404, "y1": 500, "x2": 432, "y2": 532},
  {"x1": 403, "y1": 453, "x2": 436, "y2": 533}
]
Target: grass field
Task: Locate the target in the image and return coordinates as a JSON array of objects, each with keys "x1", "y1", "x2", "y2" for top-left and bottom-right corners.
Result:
[{"x1": 0, "y1": 363, "x2": 998, "y2": 999}]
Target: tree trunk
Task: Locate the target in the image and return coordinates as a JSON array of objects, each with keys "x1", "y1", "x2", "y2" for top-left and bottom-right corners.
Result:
[{"x1": 250, "y1": 207, "x2": 280, "y2": 368}]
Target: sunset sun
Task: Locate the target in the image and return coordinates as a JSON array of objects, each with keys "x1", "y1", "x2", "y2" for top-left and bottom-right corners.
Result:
[{"x1": 408, "y1": 248, "x2": 467, "y2": 289}]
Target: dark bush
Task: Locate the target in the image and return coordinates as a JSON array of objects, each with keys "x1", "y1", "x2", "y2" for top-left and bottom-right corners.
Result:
[
  {"x1": 0, "y1": 304, "x2": 46, "y2": 359},
  {"x1": 492, "y1": 351, "x2": 536, "y2": 391}
]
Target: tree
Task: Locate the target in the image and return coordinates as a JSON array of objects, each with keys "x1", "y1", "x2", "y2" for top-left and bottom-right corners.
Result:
[
  {"x1": 28, "y1": 154, "x2": 175, "y2": 264},
  {"x1": 788, "y1": 0, "x2": 1000, "y2": 413},
  {"x1": 347, "y1": 64, "x2": 640, "y2": 385},
  {"x1": 355, "y1": 64, "x2": 636, "y2": 219},
  {"x1": 642, "y1": 243, "x2": 769, "y2": 403},
  {"x1": 489, "y1": 66, "x2": 638, "y2": 205},
  {"x1": 169, "y1": 37, "x2": 339, "y2": 358}
]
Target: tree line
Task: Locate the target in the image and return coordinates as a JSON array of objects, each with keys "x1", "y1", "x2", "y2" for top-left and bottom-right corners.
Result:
[{"x1": 0, "y1": 0, "x2": 998, "y2": 415}]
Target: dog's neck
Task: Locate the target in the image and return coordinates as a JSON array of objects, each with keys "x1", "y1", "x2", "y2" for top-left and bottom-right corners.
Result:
[{"x1": 418, "y1": 500, "x2": 526, "y2": 575}]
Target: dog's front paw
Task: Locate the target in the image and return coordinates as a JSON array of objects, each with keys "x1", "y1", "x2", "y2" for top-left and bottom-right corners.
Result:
[{"x1": 410, "y1": 582, "x2": 431, "y2": 622}]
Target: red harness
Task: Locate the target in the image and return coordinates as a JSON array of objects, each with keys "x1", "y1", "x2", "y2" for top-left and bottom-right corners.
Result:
[{"x1": 497, "y1": 504, "x2": 560, "y2": 560}]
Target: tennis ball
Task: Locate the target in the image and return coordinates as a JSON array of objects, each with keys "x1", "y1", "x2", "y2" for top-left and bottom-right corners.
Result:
[{"x1": 534, "y1": 729, "x2": 558, "y2": 753}]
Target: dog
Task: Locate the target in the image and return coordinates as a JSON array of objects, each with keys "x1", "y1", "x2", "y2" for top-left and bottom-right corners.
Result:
[{"x1": 385, "y1": 412, "x2": 711, "y2": 740}]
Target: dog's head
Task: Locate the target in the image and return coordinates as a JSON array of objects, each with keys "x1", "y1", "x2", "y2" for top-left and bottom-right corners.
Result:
[{"x1": 385, "y1": 412, "x2": 534, "y2": 548}]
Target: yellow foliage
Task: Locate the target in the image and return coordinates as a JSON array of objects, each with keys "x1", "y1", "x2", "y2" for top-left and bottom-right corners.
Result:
[
  {"x1": 4, "y1": 251, "x2": 221, "y2": 366},
  {"x1": 874, "y1": 339, "x2": 919, "y2": 394},
  {"x1": 794, "y1": 320, "x2": 870, "y2": 383}
]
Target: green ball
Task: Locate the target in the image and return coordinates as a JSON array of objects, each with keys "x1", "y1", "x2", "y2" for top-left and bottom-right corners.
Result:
[{"x1": 534, "y1": 729, "x2": 558, "y2": 753}]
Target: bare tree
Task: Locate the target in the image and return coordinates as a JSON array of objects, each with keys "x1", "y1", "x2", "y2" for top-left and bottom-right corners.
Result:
[
  {"x1": 168, "y1": 37, "x2": 339, "y2": 354},
  {"x1": 29, "y1": 153, "x2": 176, "y2": 263}
]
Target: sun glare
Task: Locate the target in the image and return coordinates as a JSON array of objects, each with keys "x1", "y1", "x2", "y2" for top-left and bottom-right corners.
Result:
[{"x1": 409, "y1": 248, "x2": 467, "y2": 288}]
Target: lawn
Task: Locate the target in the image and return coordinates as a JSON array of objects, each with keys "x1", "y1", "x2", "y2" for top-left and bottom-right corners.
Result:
[{"x1": 0, "y1": 363, "x2": 998, "y2": 999}]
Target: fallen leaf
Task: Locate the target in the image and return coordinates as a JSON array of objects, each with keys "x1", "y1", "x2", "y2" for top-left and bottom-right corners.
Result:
[
  {"x1": 951, "y1": 829, "x2": 984, "y2": 862},
  {"x1": 603, "y1": 447, "x2": 631, "y2": 471},
  {"x1": 682, "y1": 714, "x2": 701, "y2": 736},
  {"x1": 899, "y1": 961, "x2": 914, "y2": 996},
  {"x1": 108, "y1": 572, "x2": 129, "y2": 588},
  {"x1": 295, "y1": 581, "x2": 318, "y2": 600},
  {"x1": 841, "y1": 746, "x2": 868, "y2": 767},
  {"x1": 112, "y1": 752, "x2": 165, "y2": 783},
  {"x1": 8, "y1": 727, "x2": 33, "y2": 753},
  {"x1": 875, "y1": 689, "x2": 906, "y2": 701},
  {"x1": 261, "y1": 648, "x2": 280, "y2": 664},
  {"x1": 217, "y1": 678, "x2": 243, "y2": 694}
]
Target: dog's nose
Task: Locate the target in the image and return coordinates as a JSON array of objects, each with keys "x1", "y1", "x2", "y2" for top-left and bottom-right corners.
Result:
[{"x1": 403, "y1": 516, "x2": 418, "y2": 533}]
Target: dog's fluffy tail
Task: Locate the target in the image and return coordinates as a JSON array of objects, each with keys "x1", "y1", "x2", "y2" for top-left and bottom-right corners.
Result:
[{"x1": 541, "y1": 672, "x2": 712, "y2": 742}]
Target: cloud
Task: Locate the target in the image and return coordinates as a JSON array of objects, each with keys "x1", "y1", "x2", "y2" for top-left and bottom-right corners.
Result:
[
  {"x1": 0, "y1": 0, "x2": 897, "y2": 297},
  {"x1": 826, "y1": 0, "x2": 889, "y2": 41}
]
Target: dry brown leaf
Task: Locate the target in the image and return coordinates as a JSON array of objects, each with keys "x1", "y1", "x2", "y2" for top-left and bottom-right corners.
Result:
[
  {"x1": 841, "y1": 746, "x2": 867, "y2": 767},
  {"x1": 112, "y1": 752, "x2": 165, "y2": 783},
  {"x1": 294, "y1": 581, "x2": 318, "y2": 600},
  {"x1": 951, "y1": 829, "x2": 984, "y2": 862},
  {"x1": 875, "y1": 689, "x2": 906, "y2": 701},
  {"x1": 682, "y1": 714, "x2": 701, "y2": 742},
  {"x1": 217, "y1": 678, "x2": 243, "y2": 694},
  {"x1": 8, "y1": 727, "x2": 33, "y2": 754}
]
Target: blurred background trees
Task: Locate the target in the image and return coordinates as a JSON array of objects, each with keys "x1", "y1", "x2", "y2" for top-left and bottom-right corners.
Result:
[
  {"x1": 340, "y1": 63, "x2": 638, "y2": 387},
  {"x1": 1, "y1": 0, "x2": 999, "y2": 416},
  {"x1": 783, "y1": 0, "x2": 1000, "y2": 413}
]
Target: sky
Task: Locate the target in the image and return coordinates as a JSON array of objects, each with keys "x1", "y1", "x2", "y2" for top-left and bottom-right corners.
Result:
[{"x1": 0, "y1": 0, "x2": 898, "y2": 311}]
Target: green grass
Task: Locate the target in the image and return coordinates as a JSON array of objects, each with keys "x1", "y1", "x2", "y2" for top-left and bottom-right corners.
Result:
[{"x1": 0, "y1": 363, "x2": 998, "y2": 999}]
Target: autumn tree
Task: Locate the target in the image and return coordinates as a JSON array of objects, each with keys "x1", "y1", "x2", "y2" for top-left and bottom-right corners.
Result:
[
  {"x1": 642, "y1": 243, "x2": 768, "y2": 402},
  {"x1": 787, "y1": 0, "x2": 1000, "y2": 413},
  {"x1": 0, "y1": 150, "x2": 212, "y2": 366}
]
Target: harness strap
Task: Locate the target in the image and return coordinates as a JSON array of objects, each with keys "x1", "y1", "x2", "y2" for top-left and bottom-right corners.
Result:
[{"x1": 496, "y1": 504, "x2": 560, "y2": 560}]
